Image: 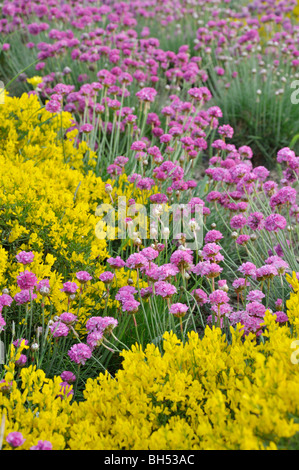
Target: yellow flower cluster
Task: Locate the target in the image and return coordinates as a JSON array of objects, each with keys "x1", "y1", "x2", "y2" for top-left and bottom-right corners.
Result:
[
  {"x1": 294, "y1": 0, "x2": 299, "y2": 16},
  {"x1": 1, "y1": 307, "x2": 298, "y2": 450},
  {"x1": 0, "y1": 93, "x2": 109, "y2": 293},
  {"x1": 0, "y1": 94, "x2": 140, "y2": 318}
]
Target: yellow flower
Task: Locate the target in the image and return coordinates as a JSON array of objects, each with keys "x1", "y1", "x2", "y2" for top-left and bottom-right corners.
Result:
[{"x1": 26, "y1": 76, "x2": 43, "y2": 88}]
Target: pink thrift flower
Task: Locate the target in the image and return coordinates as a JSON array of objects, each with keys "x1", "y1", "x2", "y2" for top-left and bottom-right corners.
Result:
[
  {"x1": 193, "y1": 289, "x2": 208, "y2": 305},
  {"x1": 50, "y1": 321, "x2": 69, "y2": 338},
  {"x1": 204, "y1": 230, "x2": 223, "y2": 243},
  {"x1": 68, "y1": 343, "x2": 92, "y2": 365},
  {"x1": 36, "y1": 279, "x2": 51, "y2": 296},
  {"x1": 236, "y1": 234, "x2": 250, "y2": 246},
  {"x1": 247, "y1": 212, "x2": 265, "y2": 231},
  {"x1": 0, "y1": 294, "x2": 13, "y2": 307},
  {"x1": 238, "y1": 262, "x2": 256, "y2": 277},
  {"x1": 60, "y1": 282, "x2": 79, "y2": 295},
  {"x1": 265, "y1": 214, "x2": 287, "y2": 232},
  {"x1": 45, "y1": 100, "x2": 62, "y2": 113},
  {"x1": 232, "y1": 278, "x2": 250, "y2": 292},
  {"x1": 15, "y1": 354, "x2": 27, "y2": 367},
  {"x1": 169, "y1": 303, "x2": 189, "y2": 317},
  {"x1": 122, "y1": 299, "x2": 140, "y2": 313},
  {"x1": 15, "y1": 251, "x2": 34, "y2": 265},
  {"x1": 30, "y1": 441, "x2": 53, "y2": 450},
  {"x1": 107, "y1": 256, "x2": 126, "y2": 269},
  {"x1": 140, "y1": 247, "x2": 159, "y2": 261},
  {"x1": 87, "y1": 331, "x2": 104, "y2": 349},
  {"x1": 14, "y1": 289, "x2": 37, "y2": 305},
  {"x1": 0, "y1": 314, "x2": 6, "y2": 333},
  {"x1": 230, "y1": 215, "x2": 247, "y2": 230},
  {"x1": 273, "y1": 311, "x2": 288, "y2": 323},
  {"x1": 99, "y1": 272, "x2": 114, "y2": 284},
  {"x1": 246, "y1": 290, "x2": 265, "y2": 302},
  {"x1": 60, "y1": 371, "x2": 76, "y2": 384},
  {"x1": 209, "y1": 290, "x2": 230, "y2": 305},
  {"x1": 76, "y1": 271, "x2": 92, "y2": 283},
  {"x1": 126, "y1": 253, "x2": 148, "y2": 269},
  {"x1": 135, "y1": 87, "x2": 157, "y2": 103},
  {"x1": 17, "y1": 271, "x2": 38, "y2": 290},
  {"x1": 60, "y1": 312, "x2": 77, "y2": 326},
  {"x1": 6, "y1": 432, "x2": 26, "y2": 448},
  {"x1": 154, "y1": 281, "x2": 177, "y2": 298}
]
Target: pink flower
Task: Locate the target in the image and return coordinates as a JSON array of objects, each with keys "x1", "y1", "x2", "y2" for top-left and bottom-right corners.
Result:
[
  {"x1": 100, "y1": 317, "x2": 118, "y2": 335},
  {"x1": 36, "y1": 279, "x2": 50, "y2": 296},
  {"x1": 135, "y1": 87, "x2": 157, "y2": 102},
  {"x1": 154, "y1": 281, "x2": 177, "y2": 298},
  {"x1": 270, "y1": 186, "x2": 297, "y2": 209},
  {"x1": 193, "y1": 262, "x2": 222, "y2": 278},
  {"x1": 232, "y1": 278, "x2": 250, "y2": 292},
  {"x1": 17, "y1": 271, "x2": 38, "y2": 290},
  {"x1": 60, "y1": 312, "x2": 77, "y2": 326},
  {"x1": 275, "y1": 299, "x2": 283, "y2": 311},
  {"x1": 122, "y1": 299, "x2": 140, "y2": 313},
  {"x1": 255, "y1": 265, "x2": 278, "y2": 281},
  {"x1": 30, "y1": 440, "x2": 53, "y2": 450},
  {"x1": 265, "y1": 214, "x2": 287, "y2": 232},
  {"x1": 99, "y1": 272, "x2": 114, "y2": 284},
  {"x1": 247, "y1": 212, "x2": 265, "y2": 231},
  {"x1": 277, "y1": 147, "x2": 295, "y2": 163},
  {"x1": 126, "y1": 253, "x2": 148, "y2": 269},
  {"x1": 15, "y1": 354, "x2": 27, "y2": 367},
  {"x1": 202, "y1": 243, "x2": 222, "y2": 259},
  {"x1": 60, "y1": 282, "x2": 79, "y2": 295},
  {"x1": 115, "y1": 286, "x2": 137, "y2": 303},
  {"x1": 6, "y1": 432, "x2": 26, "y2": 448},
  {"x1": 107, "y1": 256, "x2": 126, "y2": 269},
  {"x1": 157, "y1": 264, "x2": 179, "y2": 280},
  {"x1": 218, "y1": 124, "x2": 234, "y2": 139},
  {"x1": 0, "y1": 294, "x2": 13, "y2": 307},
  {"x1": 50, "y1": 321, "x2": 69, "y2": 338},
  {"x1": 192, "y1": 289, "x2": 208, "y2": 305},
  {"x1": 170, "y1": 249, "x2": 193, "y2": 270},
  {"x1": 14, "y1": 289, "x2": 37, "y2": 305},
  {"x1": 169, "y1": 303, "x2": 189, "y2": 317},
  {"x1": 0, "y1": 314, "x2": 6, "y2": 333},
  {"x1": 87, "y1": 331, "x2": 104, "y2": 349},
  {"x1": 230, "y1": 215, "x2": 247, "y2": 230},
  {"x1": 16, "y1": 251, "x2": 34, "y2": 265},
  {"x1": 60, "y1": 371, "x2": 76, "y2": 384},
  {"x1": 76, "y1": 271, "x2": 92, "y2": 283},
  {"x1": 68, "y1": 343, "x2": 92, "y2": 365},
  {"x1": 141, "y1": 247, "x2": 159, "y2": 261},
  {"x1": 45, "y1": 100, "x2": 62, "y2": 113},
  {"x1": 204, "y1": 230, "x2": 223, "y2": 243},
  {"x1": 246, "y1": 302, "x2": 266, "y2": 318},
  {"x1": 131, "y1": 140, "x2": 147, "y2": 151},
  {"x1": 273, "y1": 311, "x2": 288, "y2": 323},
  {"x1": 209, "y1": 290, "x2": 230, "y2": 305},
  {"x1": 238, "y1": 262, "x2": 256, "y2": 277},
  {"x1": 246, "y1": 290, "x2": 265, "y2": 302},
  {"x1": 236, "y1": 234, "x2": 250, "y2": 246}
]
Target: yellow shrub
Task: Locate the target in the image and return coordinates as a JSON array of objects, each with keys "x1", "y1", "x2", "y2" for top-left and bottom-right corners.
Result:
[{"x1": 1, "y1": 308, "x2": 298, "y2": 450}]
